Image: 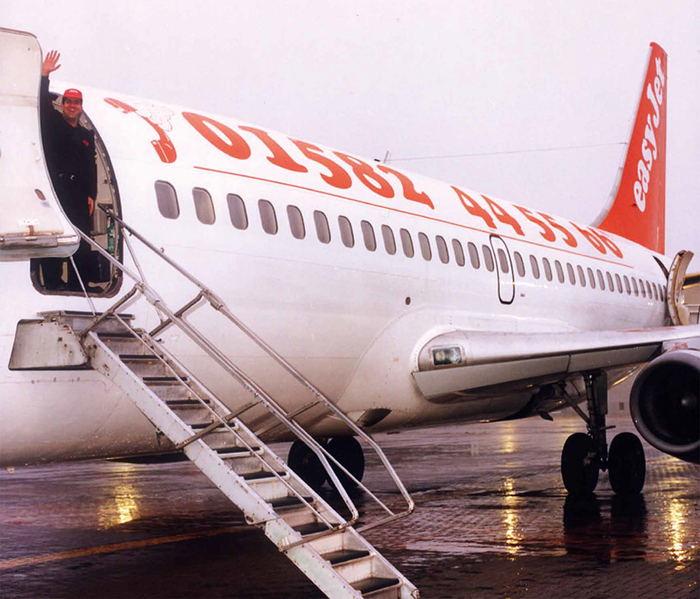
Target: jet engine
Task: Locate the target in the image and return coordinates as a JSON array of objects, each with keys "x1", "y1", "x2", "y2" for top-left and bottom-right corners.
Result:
[{"x1": 630, "y1": 349, "x2": 700, "y2": 464}]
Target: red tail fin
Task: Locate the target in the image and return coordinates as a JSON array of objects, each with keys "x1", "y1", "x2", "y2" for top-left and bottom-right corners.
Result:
[{"x1": 595, "y1": 43, "x2": 667, "y2": 254}]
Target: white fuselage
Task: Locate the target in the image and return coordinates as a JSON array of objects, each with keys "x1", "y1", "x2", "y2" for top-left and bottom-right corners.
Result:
[{"x1": 0, "y1": 83, "x2": 668, "y2": 467}]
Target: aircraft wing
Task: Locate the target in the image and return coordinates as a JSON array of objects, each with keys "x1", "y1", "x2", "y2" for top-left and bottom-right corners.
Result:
[{"x1": 412, "y1": 324, "x2": 700, "y2": 401}]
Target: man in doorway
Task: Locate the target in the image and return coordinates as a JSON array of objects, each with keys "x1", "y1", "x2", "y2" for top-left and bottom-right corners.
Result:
[{"x1": 39, "y1": 50, "x2": 97, "y2": 290}]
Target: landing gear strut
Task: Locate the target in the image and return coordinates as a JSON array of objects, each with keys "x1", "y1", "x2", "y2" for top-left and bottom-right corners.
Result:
[{"x1": 561, "y1": 371, "x2": 646, "y2": 496}]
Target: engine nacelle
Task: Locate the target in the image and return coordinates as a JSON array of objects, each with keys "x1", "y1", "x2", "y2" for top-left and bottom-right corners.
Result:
[{"x1": 630, "y1": 349, "x2": 700, "y2": 464}]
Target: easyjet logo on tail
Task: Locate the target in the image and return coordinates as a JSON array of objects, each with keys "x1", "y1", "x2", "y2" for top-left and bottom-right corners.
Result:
[
  {"x1": 598, "y1": 43, "x2": 667, "y2": 255},
  {"x1": 635, "y1": 56, "x2": 665, "y2": 212}
]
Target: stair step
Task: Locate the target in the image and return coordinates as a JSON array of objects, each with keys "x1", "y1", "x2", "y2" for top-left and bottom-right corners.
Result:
[
  {"x1": 242, "y1": 470, "x2": 286, "y2": 481},
  {"x1": 352, "y1": 577, "x2": 401, "y2": 596},
  {"x1": 121, "y1": 355, "x2": 173, "y2": 376},
  {"x1": 269, "y1": 496, "x2": 313, "y2": 510},
  {"x1": 293, "y1": 521, "x2": 331, "y2": 536},
  {"x1": 166, "y1": 399, "x2": 211, "y2": 407},
  {"x1": 98, "y1": 334, "x2": 151, "y2": 355},
  {"x1": 321, "y1": 549, "x2": 371, "y2": 566},
  {"x1": 216, "y1": 445, "x2": 259, "y2": 454},
  {"x1": 143, "y1": 376, "x2": 188, "y2": 384}
]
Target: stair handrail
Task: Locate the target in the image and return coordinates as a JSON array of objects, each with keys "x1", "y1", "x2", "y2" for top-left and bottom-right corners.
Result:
[
  {"x1": 101, "y1": 209, "x2": 414, "y2": 519},
  {"x1": 76, "y1": 211, "x2": 414, "y2": 529},
  {"x1": 91, "y1": 317, "x2": 343, "y2": 533}
]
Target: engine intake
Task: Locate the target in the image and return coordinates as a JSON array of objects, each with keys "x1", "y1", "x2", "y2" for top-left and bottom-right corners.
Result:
[{"x1": 630, "y1": 349, "x2": 700, "y2": 464}]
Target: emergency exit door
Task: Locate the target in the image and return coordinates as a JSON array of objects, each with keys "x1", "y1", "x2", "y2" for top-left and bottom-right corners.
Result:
[{"x1": 490, "y1": 234, "x2": 515, "y2": 304}]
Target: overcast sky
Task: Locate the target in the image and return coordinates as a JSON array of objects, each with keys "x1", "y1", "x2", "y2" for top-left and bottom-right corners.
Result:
[{"x1": 5, "y1": 1, "x2": 699, "y2": 260}]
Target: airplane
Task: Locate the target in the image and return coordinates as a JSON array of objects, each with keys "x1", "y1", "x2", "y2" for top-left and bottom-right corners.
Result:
[{"x1": 1, "y1": 27, "x2": 698, "y2": 598}]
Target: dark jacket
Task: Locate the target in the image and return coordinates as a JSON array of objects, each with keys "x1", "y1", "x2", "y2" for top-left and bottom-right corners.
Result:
[{"x1": 40, "y1": 75, "x2": 97, "y2": 232}]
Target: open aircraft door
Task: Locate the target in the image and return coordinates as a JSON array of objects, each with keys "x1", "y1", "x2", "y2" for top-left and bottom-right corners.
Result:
[
  {"x1": 0, "y1": 28, "x2": 79, "y2": 261},
  {"x1": 666, "y1": 250, "x2": 695, "y2": 325},
  {"x1": 489, "y1": 234, "x2": 515, "y2": 304}
]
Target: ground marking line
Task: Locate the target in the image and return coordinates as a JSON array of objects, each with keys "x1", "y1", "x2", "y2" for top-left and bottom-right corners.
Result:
[{"x1": 0, "y1": 525, "x2": 249, "y2": 570}]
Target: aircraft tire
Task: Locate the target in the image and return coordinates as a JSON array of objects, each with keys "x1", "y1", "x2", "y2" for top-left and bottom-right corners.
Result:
[
  {"x1": 288, "y1": 439, "x2": 327, "y2": 492},
  {"x1": 608, "y1": 432, "x2": 646, "y2": 496},
  {"x1": 561, "y1": 432, "x2": 599, "y2": 496},
  {"x1": 327, "y1": 436, "x2": 365, "y2": 491}
]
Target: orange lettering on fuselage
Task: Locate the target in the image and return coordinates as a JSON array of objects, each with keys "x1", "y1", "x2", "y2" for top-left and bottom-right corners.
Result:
[{"x1": 106, "y1": 102, "x2": 623, "y2": 260}]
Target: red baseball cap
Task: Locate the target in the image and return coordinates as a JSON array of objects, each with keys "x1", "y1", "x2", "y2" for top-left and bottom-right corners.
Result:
[{"x1": 63, "y1": 88, "x2": 83, "y2": 101}]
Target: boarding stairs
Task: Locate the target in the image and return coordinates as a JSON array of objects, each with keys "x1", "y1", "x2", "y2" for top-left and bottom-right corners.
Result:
[{"x1": 63, "y1": 211, "x2": 418, "y2": 599}]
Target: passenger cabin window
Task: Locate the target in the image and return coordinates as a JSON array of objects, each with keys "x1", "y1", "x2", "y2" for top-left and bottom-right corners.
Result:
[
  {"x1": 615, "y1": 274, "x2": 623, "y2": 293},
  {"x1": 482, "y1": 245, "x2": 494, "y2": 271},
  {"x1": 258, "y1": 199, "x2": 278, "y2": 234},
  {"x1": 419, "y1": 233, "x2": 432, "y2": 261},
  {"x1": 530, "y1": 255, "x2": 540, "y2": 279},
  {"x1": 287, "y1": 205, "x2": 305, "y2": 239},
  {"x1": 587, "y1": 267, "x2": 596, "y2": 289},
  {"x1": 361, "y1": 220, "x2": 377, "y2": 251},
  {"x1": 382, "y1": 225, "x2": 397, "y2": 255},
  {"x1": 652, "y1": 283, "x2": 659, "y2": 300},
  {"x1": 555, "y1": 260, "x2": 565, "y2": 283},
  {"x1": 646, "y1": 281, "x2": 653, "y2": 299},
  {"x1": 597, "y1": 269, "x2": 606, "y2": 290},
  {"x1": 640, "y1": 279, "x2": 646, "y2": 298},
  {"x1": 577, "y1": 265, "x2": 586, "y2": 287},
  {"x1": 468, "y1": 242, "x2": 480, "y2": 269},
  {"x1": 497, "y1": 248, "x2": 509, "y2": 273},
  {"x1": 192, "y1": 187, "x2": 215, "y2": 225},
  {"x1": 314, "y1": 210, "x2": 331, "y2": 244},
  {"x1": 542, "y1": 257, "x2": 552, "y2": 281},
  {"x1": 155, "y1": 180, "x2": 180, "y2": 219},
  {"x1": 514, "y1": 252, "x2": 526, "y2": 277},
  {"x1": 338, "y1": 216, "x2": 354, "y2": 248},
  {"x1": 567, "y1": 263, "x2": 576, "y2": 285},
  {"x1": 436, "y1": 235, "x2": 449, "y2": 264},
  {"x1": 227, "y1": 194, "x2": 248, "y2": 229},
  {"x1": 624, "y1": 276, "x2": 631, "y2": 294},
  {"x1": 400, "y1": 228, "x2": 414, "y2": 258},
  {"x1": 632, "y1": 278, "x2": 639, "y2": 296},
  {"x1": 452, "y1": 239, "x2": 465, "y2": 266},
  {"x1": 606, "y1": 272, "x2": 614, "y2": 292}
]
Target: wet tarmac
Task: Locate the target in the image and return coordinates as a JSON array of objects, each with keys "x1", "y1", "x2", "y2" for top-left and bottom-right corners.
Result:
[{"x1": 1, "y1": 414, "x2": 698, "y2": 598}]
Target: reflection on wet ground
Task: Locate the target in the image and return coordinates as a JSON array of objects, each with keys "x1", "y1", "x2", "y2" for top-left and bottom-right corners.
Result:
[{"x1": 1, "y1": 415, "x2": 697, "y2": 598}]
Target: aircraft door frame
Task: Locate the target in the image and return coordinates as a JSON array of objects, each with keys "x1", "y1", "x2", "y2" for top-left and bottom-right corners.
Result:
[{"x1": 489, "y1": 234, "x2": 515, "y2": 304}]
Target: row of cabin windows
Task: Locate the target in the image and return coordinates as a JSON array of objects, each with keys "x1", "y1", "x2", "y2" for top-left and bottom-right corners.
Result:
[{"x1": 154, "y1": 181, "x2": 666, "y2": 303}]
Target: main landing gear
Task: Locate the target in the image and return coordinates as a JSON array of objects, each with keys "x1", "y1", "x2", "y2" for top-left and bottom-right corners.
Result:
[
  {"x1": 288, "y1": 437, "x2": 365, "y2": 492},
  {"x1": 561, "y1": 371, "x2": 646, "y2": 496}
]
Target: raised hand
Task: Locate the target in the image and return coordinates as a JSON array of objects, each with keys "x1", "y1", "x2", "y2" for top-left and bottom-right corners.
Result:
[{"x1": 42, "y1": 50, "x2": 61, "y2": 77}]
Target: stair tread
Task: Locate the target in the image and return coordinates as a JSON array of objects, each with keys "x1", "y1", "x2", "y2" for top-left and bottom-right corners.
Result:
[
  {"x1": 242, "y1": 470, "x2": 286, "y2": 480},
  {"x1": 143, "y1": 376, "x2": 187, "y2": 383},
  {"x1": 216, "y1": 446, "x2": 257, "y2": 455},
  {"x1": 351, "y1": 577, "x2": 401, "y2": 595},
  {"x1": 269, "y1": 496, "x2": 313, "y2": 510},
  {"x1": 293, "y1": 521, "x2": 331, "y2": 536},
  {"x1": 166, "y1": 399, "x2": 211, "y2": 405},
  {"x1": 321, "y1": 549, "x2": 371, "y2": 565}
]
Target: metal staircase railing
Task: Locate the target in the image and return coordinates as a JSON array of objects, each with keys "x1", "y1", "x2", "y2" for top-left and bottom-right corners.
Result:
[
  {"x1": 76, "y1": 208, "x2": 414, "y2": 537},
  {"x1": 83, "y1": 319, "x2": 419, "y2": 597},
  {"x1": 87, "y1": 318, "x2": 339, "y2": 531}
]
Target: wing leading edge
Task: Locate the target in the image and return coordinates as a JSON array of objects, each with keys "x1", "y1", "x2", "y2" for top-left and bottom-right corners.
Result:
[{"x1": 413, "y1": 325, "x2": 700, "y2": 401}]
